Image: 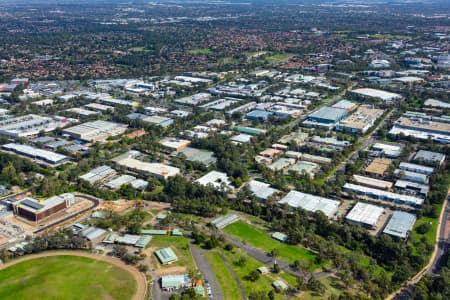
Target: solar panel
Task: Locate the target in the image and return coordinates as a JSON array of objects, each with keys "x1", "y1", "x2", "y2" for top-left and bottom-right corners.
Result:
[{"x1": 21, "y1": 199, "x2": 44, "y2": 210}]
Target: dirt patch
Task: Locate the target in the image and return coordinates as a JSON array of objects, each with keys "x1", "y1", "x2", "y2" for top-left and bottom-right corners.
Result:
[{"x1": 156, "y1": 266, "x2": 187, "y2": 276}]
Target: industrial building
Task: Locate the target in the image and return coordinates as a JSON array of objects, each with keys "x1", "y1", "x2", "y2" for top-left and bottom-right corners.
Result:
[
  {"x1": 343, "y1": 183, "x2": 424, "y2": 207},
  {"x1": 246, "y1": 110, "x2": 273, "y2": 121},
  {"x1": 371, "y1": 143, "x2": 402, "y2": 158},
  {"x1": 300, "y1": 153, "x2": 332, "y2": 165},
  {"x1": 365, "y1": 158, "x2": 392, "y2": 176},
  {"x1": 353, "y1": 175, "x2": 393, "y2": 190},
  {"x1": 2, "y1": 143, "x2": 69, "y2": 166},
  {"x1": 195, "y1": 171, "x2": 233, "y2": 191},
  {"x1": 394, "y1": 180, "x2": 429, "y2": 196},
  {"x1": 248, "y1": 180, "x2": 280, "y2": 202},
  {"x1": 155, "y1": 247, "x2": 178, "y2": 265},
  {"x1": 345, "y1": 202, "x2": 385, "y2": 229},
  {"x1": 303, "y1": 106, "x2": 348, "y2": 128},
  {"x1": 413, "y1": 150, "x2": 446, "y2": 166},
  {"x1": 399, "y1": 162, "x2": 434, "y2": 176},
  {"x1": 226, "y1": 102, "x2": 257, "y2": 116},
  {"x1": 115, "y1": 157, "x2": 180, "y2": 180},
  {"x1": 232, "y1": 125, "x2": 267, "y2": 135},
  {"x1": 0, "y1": 114, "x2": 71, "y2": 138},
  {"x1": 332, "y1": 100, "x2": 357, "y2": 112},
  {"x1": 200, "y1": 98, "x2": 241, "y2": 111},
  {"x1": 211, "y1": 214, "x2": 240, "y2": 229},
  {"x1": 383, "y1": 211, "x2": 417, "y2": 238},
  {"x1": 161, "y1": 274, "x2": 190, "y2": 291},
  {"x1": 394, "y1": 169, "x2": 428, "y2": 184},
  {"x1": 352, "y1": 88, "x2": 402, "y2": 102},
  {"x1": 84, "y1": 103, "x2": 115, "y2": 112},
  {"x1": 171, "y1": 147, "x2": 216, "y2": 166},
  {"x1": 278, "y1": 190, "x2": 340, "y2": 218},
  {"x1": 143, "y1": 115, "x2": 174, "y2": 128},
  {"x1": 389, "y1": 117, "x2": 450, "y2": 143},
  {"x1": 66, "y1": 107, "x2": 99, "y2": 117},
  {"x1": 13, "y1": 193, "x2": 74, "y2": 223},
  {"x1": 310, "y1": 136, "x2": 350, "y2": 148},
  {"x1": 336, "y1": 106, "x2": 385, "y2": 134},
  {"x1": 175, "y1": 93, "x2": 211, "y2": 106},
  {"x1": 267, "y1": 103, "x2": 304, "y2": 118},
  {"x1": 160, "y1": 137, "x2": 191, "y2": 152},
  {"x1": 288, "y1": 161, "x2": 318, "y2": 177},
  {"x1": 63, "y1": 120, "x2": 128, "y2": 142},
  {"x1": 104, "y1": 175, "x2": 137, "y2": 190},
  {"x1": 269, "y1": 158, "x2": 296, "y2": 171},
  {"x1": 79, "y1": 165, "x2": 116, "y2": 184},
  {"x1": 231, "y1": 133, "x2": 253, "y2": 144}
]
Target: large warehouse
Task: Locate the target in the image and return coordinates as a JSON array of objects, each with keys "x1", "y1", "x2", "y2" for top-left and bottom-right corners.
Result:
[
  {"x1": 278, "y1": 190, "x2": 340, "y2": 218},
  {"x1": 0, "y1": 114, "x2": 71, "y2": 138},
  {"x1": 345, "y1": 202, "x2": 385, "y2": 229},
  {"x1": 351, "y1": 88, "x2": 403, "y2": 102},
  {"x1": 336, "y1": 106, "x2": 385, "y2": 134},
  {"x1": 63, "y1": 120, "x2": 128, "y2": 142},
  {"x1": 383, "y1": 211, "x2": 417, "y2": 238},
  {"x1": 13, "y1": 193, "x2": 74, "y2": 223},
  {"x1": 2, "y1": 143, "x2": 69, "y2": 166},
  {"x1": 343, "y1": 183, "x2": 424, "y2": 207},
  {"x1": 115, "y1": 157, "x2": 180, "y2": 180},
  {"x1": 303, "y1": 106, "x2": 348, "y2": 128}
]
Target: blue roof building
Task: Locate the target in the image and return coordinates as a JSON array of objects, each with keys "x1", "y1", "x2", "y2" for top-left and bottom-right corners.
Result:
[{"x1": 246, "y1": 110, "x2": 273, "y2": 121}]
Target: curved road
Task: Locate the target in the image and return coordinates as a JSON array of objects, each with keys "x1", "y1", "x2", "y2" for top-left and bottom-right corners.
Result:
[
  {"x1": 0, "y1": 250, "x2": 147, "y2": 300},
  {"x1": 386, "y1": 195, "x2": 450, "y2": 300}
]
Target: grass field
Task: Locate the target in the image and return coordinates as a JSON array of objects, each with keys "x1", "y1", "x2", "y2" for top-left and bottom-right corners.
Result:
[
  {"x1": 151, "y1": 236, "x2": 196, "y2": 270},
  {"x1": 129, "y1": 47, "x2": 153, "y2": 53},
  {"x1": 205, "y1": 251, "x2": 242, "y2": 300},
  {"x1": 221, "y1": 248, "x2": 299, "y2": 300},
  {"x1": 0, "y1": 255, "x2": 136, "y2": 300},
  {"x1": 188, "y1": 48, "x2": 212, "y2": 55},
  {"x1": 410, "y1": 208, "x2": 441, "y2": 256},
  {"x1": 223, "y1": 221, "x2": 325, "y2": 270},
  {"x1": 265, "y1": 53, "x2": 294, "y2": 64}
]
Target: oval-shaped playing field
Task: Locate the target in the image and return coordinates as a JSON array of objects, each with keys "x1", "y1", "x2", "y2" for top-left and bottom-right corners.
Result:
[{"x1": 0, "y1": 255, "x2": 138, "y2": 300}]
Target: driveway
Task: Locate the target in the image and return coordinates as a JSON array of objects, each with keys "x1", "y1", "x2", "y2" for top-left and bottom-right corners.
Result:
[{"x1": 190, "y1": 242, "x2": 223, "y2": 300}]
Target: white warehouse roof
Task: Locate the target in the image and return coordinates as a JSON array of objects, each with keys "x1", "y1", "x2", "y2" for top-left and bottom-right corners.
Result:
[
  {"x1": 278, "y1": 190, "x2": 340, "y2": 218},
  {"x1": 346, "y1": 202, "x2": 385, "y2": 228}
]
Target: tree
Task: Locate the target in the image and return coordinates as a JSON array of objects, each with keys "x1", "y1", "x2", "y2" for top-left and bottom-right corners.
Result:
[
  {"x1": 246, "y1": 270, "x2": 261, "y2": 282},
  {"x1": 236, "y1": 256, "x2": 247, "y2": 267},
  {"x1": 273, "y1": 263, "x2": 281, "y2": 274}
]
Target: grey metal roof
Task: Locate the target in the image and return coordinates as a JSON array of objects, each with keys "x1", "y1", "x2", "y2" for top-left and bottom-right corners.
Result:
[
  {"x1": 414, "y1": 150, "x2": 446, "y2": 163},
  {"x1": 308, "y1": 106, "x2": 347, "y2": 121},
  {"x1": 383, "y1": 211, "x2": 416, "y2": 238}
]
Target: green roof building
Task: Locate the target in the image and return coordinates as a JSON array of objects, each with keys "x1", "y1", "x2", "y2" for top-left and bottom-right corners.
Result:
[{"x1": 155, "y1": 247, "x2": 178, "y2": 265}]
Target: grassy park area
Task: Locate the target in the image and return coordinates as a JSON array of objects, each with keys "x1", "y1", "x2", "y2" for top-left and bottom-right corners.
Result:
[
  {"x1": 205, "y1": 251, "x2": 242, "y2": 300},
  {"x1": 188, "y1": 48, "x2": 212, "y2": 55},
  {"x1": 0, "y1": 255, "x2": 136, "y2": 300},
  {"x1": 221, "y1": 247, "x2": 300, "y2": 300},
  {"x1": 150, "y1": 236, "x2": 196, "y2": 270},
  {"x1": 223, "y1": 221, "x2": 325, "y2": 270},
  {"x1": 265, "y1": 53, "x2": 294, "y2": 64}
]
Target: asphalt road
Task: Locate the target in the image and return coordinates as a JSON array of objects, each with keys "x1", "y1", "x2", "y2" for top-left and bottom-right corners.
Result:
[
  {"x1": 428, "y1": 198, "x2": 450, "y2": 274},
  {"x1": 190, "y1": 242, "x2": 224, "y2": 300}
]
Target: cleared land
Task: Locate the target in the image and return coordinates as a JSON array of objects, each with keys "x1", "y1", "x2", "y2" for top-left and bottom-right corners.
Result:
[
  {"x1": 0, "y1": 254, "x2": 138, "y2": 300},
  {"x1": 223, "y1": 221, "x2": 324, "y2": 270},
  {"x1": 205, "y1": 251, "x2": 242, "y2": 300}
]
